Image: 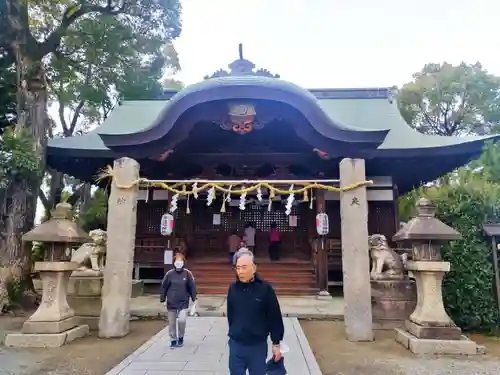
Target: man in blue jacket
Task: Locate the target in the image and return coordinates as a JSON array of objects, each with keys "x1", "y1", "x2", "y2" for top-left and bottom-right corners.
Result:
[{"x1": 227, "y1": 250, "x2": 284, "y2": 375}]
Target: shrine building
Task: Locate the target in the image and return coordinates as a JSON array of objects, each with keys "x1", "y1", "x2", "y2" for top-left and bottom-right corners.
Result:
[{"x1": 46, "y1": 47, "x2": 497, "y2": 296}]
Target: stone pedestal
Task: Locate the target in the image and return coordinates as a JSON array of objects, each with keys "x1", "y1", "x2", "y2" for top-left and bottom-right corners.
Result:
[
  {"x1": 68, "y1": 274, "x2": 104, "y2": 330},
  {"x1": 5, "y1": 262, "x2": 89, "y2": 348},
  {"x1": 405, "y1": 261, "x2": 461, "y2": 339},
  {"x1": 132, "y1": 280, "x2": 144, "y2": 298},
  {"x1": 371, "y1": 279, "x2": 416, "y2": 324},
  {"x1": 340, "y1": 158, "x2": 373, "y2": 341},
  {"x1": 99, "y1": 157, "x2": 140, "y2": 338},
  {"x1": 393, "y1": 198, "x2": 481, "y2": 355}
]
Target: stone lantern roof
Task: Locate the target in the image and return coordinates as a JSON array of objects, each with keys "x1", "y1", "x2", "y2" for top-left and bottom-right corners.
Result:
[
  {"x1": 22, "y1": 202, "x2": 90, "y2": 244},
  {"x1": 393, "y1": 198, "x2": 461, "y2": 242}
]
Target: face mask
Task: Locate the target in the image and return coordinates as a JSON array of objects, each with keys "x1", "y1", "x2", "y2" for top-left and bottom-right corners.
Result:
[{"x1": 174, "y1": 260, "x2": 184, "y2": 269}]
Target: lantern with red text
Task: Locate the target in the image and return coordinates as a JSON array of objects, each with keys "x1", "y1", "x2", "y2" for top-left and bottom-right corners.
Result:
[
  {"x1": 316, "y1": 213, "x2": 329, "y2": 236},
  {"x1": 160, "y1": 213, "x2": 174, "y2": 236}
]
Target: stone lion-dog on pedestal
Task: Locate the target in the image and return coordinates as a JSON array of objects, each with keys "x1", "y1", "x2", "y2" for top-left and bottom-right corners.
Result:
[
  {"x1": 71, "y1": 229, "x2": 107, "y2": 276},
  {"x1": 368, "y1": 234, "x2": 405, "y2": 280}
]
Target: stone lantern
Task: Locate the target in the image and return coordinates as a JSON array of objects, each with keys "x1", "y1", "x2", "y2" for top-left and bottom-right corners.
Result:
[
  {"x1": 5, "y1": 202, "x2": 90, "y2": 348},
  {"x1": 393, "y1": 198, "x2": 481, "y2": 355}
]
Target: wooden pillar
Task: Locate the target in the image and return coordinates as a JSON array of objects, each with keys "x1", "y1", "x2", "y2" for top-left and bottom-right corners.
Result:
[
  {"x1": 340, "y1": 158, "x2": 373, "y2": 342},
  {"x1": 99, "y1": 157, "x2": 140, "y2": 338},
  {"x1": 315, "y1": 190, "x2": 330, "y2": 296}
]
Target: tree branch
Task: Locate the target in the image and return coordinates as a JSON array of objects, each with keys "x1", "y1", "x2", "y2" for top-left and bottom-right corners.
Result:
[
  {"x1": 67, "y1": 64, "x2": 92, "y2": 135},
  {"x1": 38, "y1": 1, "x2": 127, "y2": 57},
  {"x1": 58, "y1": 96, "x2": 69, "y2": 135},
  {"x1": 55, "y1": 182, "x2": 88, "y2": 207},
  {"x1": 4, "y1": 0, "x2": 39, "y2": 56},
  {"x1": 38, "y1": 188, "x2": 50, "y2": 211}
]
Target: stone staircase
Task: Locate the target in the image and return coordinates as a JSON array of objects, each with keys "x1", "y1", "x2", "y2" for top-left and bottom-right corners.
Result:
[{"x1": 186, "y1": 257, "x2": 319, "y2": 296}]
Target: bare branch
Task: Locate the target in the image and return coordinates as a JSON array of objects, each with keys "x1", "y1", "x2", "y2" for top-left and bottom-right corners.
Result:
[
  {"x1": 38, "y1": 1, "x2": 127, "y2": 57},
  {"x1": 38, "y1": 189, "x2": 50, "y2": 211},
  {"x1": 58, "y1": 97, "x2": 69, "y2": 135},
  {"x1": 67, "y1": 64, "x2": 92, "y2": 135},
  {"x1": 67, "y1": 183, "x2": 87, "y2": 206},
  {"x1": 4, "y1": 0, "x2": 39, "y2": 55}
]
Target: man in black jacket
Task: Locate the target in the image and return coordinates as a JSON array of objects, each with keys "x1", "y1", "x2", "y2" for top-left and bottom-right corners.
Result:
[{"x1": 227, "y1": 250, "x2": 284, "y2": 375}]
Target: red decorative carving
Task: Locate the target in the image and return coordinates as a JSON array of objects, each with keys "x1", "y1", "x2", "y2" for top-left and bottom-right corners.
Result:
[
  {"x1": 152, "y1": 149, "x2": 175, "y2": 162},
  {"x1": 313, "y1": 148, "x2": 331, "y2": 160}
]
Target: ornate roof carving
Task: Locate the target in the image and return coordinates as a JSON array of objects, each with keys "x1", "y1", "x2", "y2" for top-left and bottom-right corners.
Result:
[{"x1": 204, "y1": 44, "x2": 280, "y2": 79}]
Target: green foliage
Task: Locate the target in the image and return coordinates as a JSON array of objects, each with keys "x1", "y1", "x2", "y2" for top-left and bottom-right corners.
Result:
[
  {"x1": 46, "y1": 7, "x2": 181, "y2": 134},
  {"x1": 0, "y1": 128, "x2": 39, "y2": 187},
  {"x1": 469, "y1": 141, "x2": 500, "y2": 184},
  {"x1": 399, "y1": 145, "x2": 500, "y2": 332},
  {"x1": 7, "y1": 277, "x2": 24, "y2": 303},
  {"x1": 397, "y1": 62, "x2": 500, "y2": 135},
  {"x1": 78, "y1": 188, "x2": 109, "y2": 232},
  {"x1": 423, "y1": 181, "x2": 500, "y2": 332}
]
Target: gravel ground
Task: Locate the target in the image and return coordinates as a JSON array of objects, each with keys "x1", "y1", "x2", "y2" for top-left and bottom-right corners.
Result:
[
  {"x1": 301, "y1": 320, "x2": 500, "y2": 375},
  {"x1": 0, "y1": 316, "x2": 166, "y2": 375}
]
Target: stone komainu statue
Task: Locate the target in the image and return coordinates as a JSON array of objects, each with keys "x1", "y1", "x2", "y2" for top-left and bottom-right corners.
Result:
[
  {"x1": 71, "y1": 229, "x2": 107, "y2": 273},
  {"x1": 368, "y1": 234, "x2": 405, "y2": 280}
]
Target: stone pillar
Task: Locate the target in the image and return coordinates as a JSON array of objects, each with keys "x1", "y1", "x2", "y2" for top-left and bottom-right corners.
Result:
[
  {"x1": 339, "y1": 158, "x2": 373, "y2": 341},
  {"x1": 394, "y1": 198, "x2": 481, "y2": 355},
  {"x1": 99, "y1": 157, "x2": 140, "y2": 338}
]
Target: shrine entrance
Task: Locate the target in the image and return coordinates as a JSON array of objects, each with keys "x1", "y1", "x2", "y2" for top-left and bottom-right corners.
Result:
[
  {"x1": 134, "y1": 185, "x2": 320, "y2": 295},
  {"x1": 135, "y1": 193, "x2": 313, "y2": 263}
]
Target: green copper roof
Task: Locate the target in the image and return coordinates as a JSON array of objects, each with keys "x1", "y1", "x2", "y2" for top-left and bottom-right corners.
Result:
[
  {"x1": 48, "y1": 94, "x2": 493, "y2": 153},
  {"x1": 317, "y1": 98, "x2": 491, "y2": 150}
]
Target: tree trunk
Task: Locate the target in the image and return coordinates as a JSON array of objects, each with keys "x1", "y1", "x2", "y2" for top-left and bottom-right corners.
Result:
[
  {"x1": 79, "y1": 183, "x2": 92, "y2": 213},
  {"x1": 0, "y1": 55, "x2": 49, "y2": 312}
]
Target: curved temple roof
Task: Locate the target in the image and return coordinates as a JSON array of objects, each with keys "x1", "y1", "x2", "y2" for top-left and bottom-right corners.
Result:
[
  {"x1": 48, "y1": 84, "x2": 498, "y2": 159},
  {"x1": 47, "y1": 46, "x2": 500, "y2": 192},
  {"x1": 98, "y1": 76, "x2": 389, "y2": 151}
]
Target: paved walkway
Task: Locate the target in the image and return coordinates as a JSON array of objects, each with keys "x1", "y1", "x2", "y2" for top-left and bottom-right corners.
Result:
[
  {"x1": 106, "y1": 317, "x2": 322, "y2": 375},
  {"x1": 131, "y1": 295, "x2": 343, "y2": 320}
]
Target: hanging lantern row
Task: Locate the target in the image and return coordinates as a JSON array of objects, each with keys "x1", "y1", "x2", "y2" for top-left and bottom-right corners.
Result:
[{"x1": 161, "y1": 205, "x2": 330, "y2": 237}]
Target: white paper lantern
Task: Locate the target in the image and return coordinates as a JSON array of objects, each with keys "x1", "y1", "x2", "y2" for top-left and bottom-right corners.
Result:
[
  {"x1": 160, "y1": 213, "x2": 174, "y2": 236},
  {"x1": 316, "y1": 213, "x2": 329, "y2": 236}
]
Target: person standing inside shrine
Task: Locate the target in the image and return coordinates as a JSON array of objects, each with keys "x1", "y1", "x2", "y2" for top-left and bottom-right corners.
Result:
[
  {"x1": 227, "y1": 251, "x2": 284, "y2": 375},
  {"x1": 160, "y1": 253, "x2": 197, "y2": 349},
  {"x1": 227, "y1": 229, "x2": 241, "y2": 264},
  {"x1": 268, "y1": 222, "x2": 281, "y2": 261},
  {"x1": 244, "y1": 222, "x2": 257, "y2": 254}
]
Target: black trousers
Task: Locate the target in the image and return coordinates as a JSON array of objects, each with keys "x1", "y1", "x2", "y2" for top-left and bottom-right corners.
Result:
[
  {"x1": 269, "y1": 242, "x2": 281, "y2": 261},
  {"x1": 229, "y1": 339, "x2": 267, "y2": 375}
]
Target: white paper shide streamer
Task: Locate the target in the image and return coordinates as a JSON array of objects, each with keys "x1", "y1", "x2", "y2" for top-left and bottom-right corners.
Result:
[
  {"x1": 169, "y1": 193, "x2": 179, "y2": 213},
  {"x1": 206, "y1": 186, "x2": 216, "y2": 206},
  {"x1": 256, "y1": 186, "x2": 263, "y2": 201},
  {"x1": 239, "y1": 189, "x2": 247, "y2": 210},
  {"x1": 285, "y1": 184, "x2": 295, "y2": 216},
  {"x1": 192, "y1": 182, "x2": 198, "y2": 199}
]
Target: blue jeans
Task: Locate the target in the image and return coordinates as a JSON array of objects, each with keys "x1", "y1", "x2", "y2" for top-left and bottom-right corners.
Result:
[{"x1": 228, "y1": 338, "x2": 267, "y2": 375}]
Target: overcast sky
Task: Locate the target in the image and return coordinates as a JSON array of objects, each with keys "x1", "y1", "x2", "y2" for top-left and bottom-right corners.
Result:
[
  {"x1": 175, "y1": 0, "x2": 499, "y2": 88},
  {"x1": 38, "y1": 0, "x2": 499, "y2": 222}
]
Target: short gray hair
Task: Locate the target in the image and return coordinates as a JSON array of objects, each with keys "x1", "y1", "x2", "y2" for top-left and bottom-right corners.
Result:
[{"x1": 233, "y1": 248, "x2": 255, "y2": 266}]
